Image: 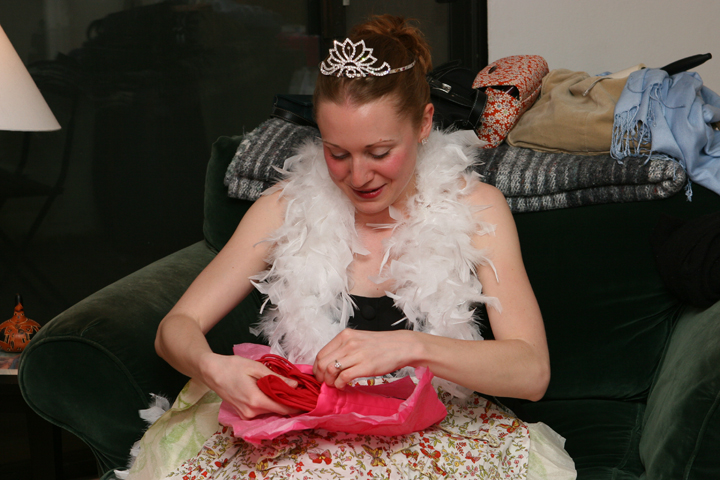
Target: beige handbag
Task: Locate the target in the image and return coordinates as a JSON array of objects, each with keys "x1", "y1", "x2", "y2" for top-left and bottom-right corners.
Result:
[{"x1": 507, "y1": 65, "x2": 645, "y2": 154}]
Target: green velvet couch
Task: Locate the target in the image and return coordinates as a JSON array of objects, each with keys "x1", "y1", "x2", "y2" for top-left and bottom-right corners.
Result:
[{"x1": 19, "y1": 135, "x2": 720, "y2": 479}]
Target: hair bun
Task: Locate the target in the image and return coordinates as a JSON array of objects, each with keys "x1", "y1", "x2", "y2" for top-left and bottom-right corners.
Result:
[
  {"x1": 350, "y1": 15, "x2": 432, "y2": 76},
  {"x1": 315, "y1": 14, "x2": 432, "y2": 129}
]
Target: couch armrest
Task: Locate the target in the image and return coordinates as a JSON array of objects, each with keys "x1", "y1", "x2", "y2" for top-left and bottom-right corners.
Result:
[
  {"x1": 17, "y1": 240, "x2": 263, "y2": 474},
  {"x1": 640, "y1": 300, "x2": 720, "y2": 479}
]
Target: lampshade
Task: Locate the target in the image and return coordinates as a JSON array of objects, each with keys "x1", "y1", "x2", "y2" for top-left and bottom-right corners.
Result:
[{"x1": 0, "y1": 25, "x2": 60, "y2": 131}]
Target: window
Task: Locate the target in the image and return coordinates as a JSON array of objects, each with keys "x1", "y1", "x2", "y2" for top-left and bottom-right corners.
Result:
[{"x1": 0, "y1": 0, "x2": 486, "y2": 320}]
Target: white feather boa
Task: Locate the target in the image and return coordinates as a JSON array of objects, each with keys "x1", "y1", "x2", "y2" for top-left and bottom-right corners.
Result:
[{"x1": 249, "y1": 129, "x2": 499, "y2": 397}]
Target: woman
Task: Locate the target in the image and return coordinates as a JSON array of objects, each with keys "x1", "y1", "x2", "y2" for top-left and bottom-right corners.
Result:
[{"x1": 125, "y1": 15, "x2": 575, "y2": 480}]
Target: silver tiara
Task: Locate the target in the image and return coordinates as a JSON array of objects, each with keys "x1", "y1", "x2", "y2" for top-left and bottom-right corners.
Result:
[{"x1": 320, "y1": 38, "x2": 415, "y2": 78}]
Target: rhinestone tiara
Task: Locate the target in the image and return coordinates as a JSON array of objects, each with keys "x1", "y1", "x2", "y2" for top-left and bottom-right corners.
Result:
[{"x1": 320, "y1": 38, "x2": 415, "y2": 78}]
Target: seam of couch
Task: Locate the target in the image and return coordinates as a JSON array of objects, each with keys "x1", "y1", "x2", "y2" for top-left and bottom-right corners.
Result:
[
  {"x1": 645, "y1": 303, "x2": 687, "y2": 401},
  {"x1": 683, "y1": 387, "x2": 720, "y2": 479},
  {"x1": 614, "y1": 402, "x2": 644, "y2": 474},
  {"x1": 19, "y1": 335, "x2": 149, "y2": 451},
  {"x1": 204, "y1": 237, "x2": 221, "y2": 256},
  {"x1": 648, "y1": 303, "x2": 688, "y2": 382}
]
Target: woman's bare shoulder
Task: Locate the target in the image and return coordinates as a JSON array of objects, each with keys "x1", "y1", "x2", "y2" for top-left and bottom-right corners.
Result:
[
  {"x1": 252, "y1": 185, "x2": 288, "y2": 217},
  {"x1": 253, "y1": 187, "x2": 286, "y2": 215},
  {"x1": 229, "y1": 187, "x2": 287, "y2": 245},
  {"x1": 463, "y1": 177, "x2": 509, "y2": 216}
]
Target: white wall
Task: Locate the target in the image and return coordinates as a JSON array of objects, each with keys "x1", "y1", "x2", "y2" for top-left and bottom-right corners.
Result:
[{"x1": 488, "y1": 0, "x2": 720, "y2": 90}]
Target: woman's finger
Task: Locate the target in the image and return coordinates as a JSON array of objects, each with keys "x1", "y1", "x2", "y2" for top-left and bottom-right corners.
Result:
[
  {"x1": 244, "y1": 359, "x2": 302, "y2": 389},
  {"x1": 218, "y1": 359, "x2": 304, "y2": 419},
  {"x1": 314, "y1": 329, "x2": 353, "y2": 380},
  {"x1": 229, "y1": 381, "x2": 303, "y2": 419}
]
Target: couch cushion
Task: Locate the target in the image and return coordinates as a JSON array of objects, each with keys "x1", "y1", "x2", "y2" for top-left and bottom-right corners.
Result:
[
  {"x1": 203, "y1": 136, "x2": 254, "y2": 253},
  {"x1": 524, "y1": 399, "x2": 645, "y2": 479},
  {"x1": 640, "y1": 301, "x2": 720, "y2": 480},
  {"x1": 513, "y1": 184, "x2": 720, "y2": 402},
  {"x1": 19, "y1": 242, "x2": 264, "y2": 473},
  {"x1": 19, "y1": 243, "x2": 217, "y2": 472}
]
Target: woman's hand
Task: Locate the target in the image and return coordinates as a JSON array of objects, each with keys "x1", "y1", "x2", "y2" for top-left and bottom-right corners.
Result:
[
  {"x1": 198, "y1": 353, "x2": 302, "y2": 420},
  {"x1": 313, "y1": 329, "x2": 419, "y2": 389}
]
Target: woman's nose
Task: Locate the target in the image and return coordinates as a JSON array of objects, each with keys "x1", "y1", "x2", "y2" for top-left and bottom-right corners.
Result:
[{"x1": 350, "y1": 157, "x2": 372, "y2": 187}]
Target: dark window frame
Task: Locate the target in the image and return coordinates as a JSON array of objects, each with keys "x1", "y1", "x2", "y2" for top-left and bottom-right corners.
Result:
[{"x1": 312, "y1": 0, "x2": 488, "y2": 71}]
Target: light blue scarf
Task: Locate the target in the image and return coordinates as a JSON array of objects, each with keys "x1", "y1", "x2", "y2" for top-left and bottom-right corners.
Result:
[{"x1": 611, "y1": 68, "x2": 720, "y2": 199}]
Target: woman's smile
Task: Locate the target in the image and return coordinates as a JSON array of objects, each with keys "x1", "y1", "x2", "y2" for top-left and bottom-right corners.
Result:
[{"x1": 353, "y1": 185, "x2": 385, "y2": 199}]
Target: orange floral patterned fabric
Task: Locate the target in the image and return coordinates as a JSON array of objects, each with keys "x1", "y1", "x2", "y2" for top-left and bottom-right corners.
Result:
[
  {"x1": 164, "y1": 389, "x2": 529, "y2": 480},
  {"x1": 472, "y1": 55, "x2": 549, "y2": 148}
]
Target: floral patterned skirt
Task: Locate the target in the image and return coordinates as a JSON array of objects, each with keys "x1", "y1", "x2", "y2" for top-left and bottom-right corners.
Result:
[{"x1": 123, "y1": 380, "x2": 575, "y2": 480}]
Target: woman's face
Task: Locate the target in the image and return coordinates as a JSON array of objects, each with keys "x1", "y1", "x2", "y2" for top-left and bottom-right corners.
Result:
[{"x1": 315, "y1": 97, "x2": 433, "y2": 221}]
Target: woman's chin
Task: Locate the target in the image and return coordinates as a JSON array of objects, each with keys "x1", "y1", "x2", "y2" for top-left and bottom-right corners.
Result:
[{"x1": 351, "y1": 200, "x2": 390, "y2": 220}]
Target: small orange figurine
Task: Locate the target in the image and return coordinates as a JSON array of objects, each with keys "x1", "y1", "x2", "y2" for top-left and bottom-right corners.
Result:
[{"x1": 0, "y1": 294, "x2": 41, "y2": 353}]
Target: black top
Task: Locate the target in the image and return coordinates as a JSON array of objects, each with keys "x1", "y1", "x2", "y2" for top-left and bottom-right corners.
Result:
[{"x1": 347, "y1": 295, "x2": 407, "y2": 332}]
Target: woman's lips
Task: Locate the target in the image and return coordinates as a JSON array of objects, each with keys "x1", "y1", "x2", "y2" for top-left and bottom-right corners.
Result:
[{"x1": 353, "y1": 185, "x2": 384, "y2": 199}]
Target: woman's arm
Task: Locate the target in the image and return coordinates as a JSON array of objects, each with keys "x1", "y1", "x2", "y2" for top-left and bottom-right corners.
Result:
[
  {"x1": 314, "y1": 183, "x2": 550, "y2": 401},
  {"x1": 155, "y1": 190, "x2": 301, "y2": 418}
]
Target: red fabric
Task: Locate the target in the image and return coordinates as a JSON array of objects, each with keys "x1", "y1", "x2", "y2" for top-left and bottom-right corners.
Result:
[
  {"x1": 218, "y1": 344, "x2": 448, "y2": 444},
  {"x1": 471, "y1": 55, "x2": 549, "y2": 148},
  {"x1": 256, "y1": 354, "x2": 320, "y2": 411}
]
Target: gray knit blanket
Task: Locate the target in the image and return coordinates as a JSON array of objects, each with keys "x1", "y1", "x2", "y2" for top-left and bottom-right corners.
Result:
[
  {"x1": 475, "y1": 144, "x2": 687, "y2": 212},
  {"x1": 225, "y1": 118, "x2": 687, "y2": 213},
  {"x1": 224, "y1": 119, "x2": 320, "y2": 201}
]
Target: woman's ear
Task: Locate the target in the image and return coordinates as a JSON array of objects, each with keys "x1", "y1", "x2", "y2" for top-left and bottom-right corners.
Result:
[{"x1": 419, "y1": 103, "x2": 434, "y2": 141}]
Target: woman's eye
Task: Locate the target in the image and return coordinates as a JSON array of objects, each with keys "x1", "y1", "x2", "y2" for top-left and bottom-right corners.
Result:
[
  {"x1": 370, "y1": 151, "x2": 390, "y2": 159},
  {"x1": 329, "y1": 151, "x2": 349, "y2": 160}
]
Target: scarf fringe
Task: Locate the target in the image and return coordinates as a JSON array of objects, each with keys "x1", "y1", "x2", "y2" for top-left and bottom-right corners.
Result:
[
  {"x1": 610, "y1": 82, "x2": 662, "y2": 162},
  {"x1": 611, "y1": 80, "x2": 693, "y2": 200}
]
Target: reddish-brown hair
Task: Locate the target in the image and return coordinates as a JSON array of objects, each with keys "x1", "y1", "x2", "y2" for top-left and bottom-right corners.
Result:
[{"x1": 314, "y1": 15, "x2": 432, "y2": 129}]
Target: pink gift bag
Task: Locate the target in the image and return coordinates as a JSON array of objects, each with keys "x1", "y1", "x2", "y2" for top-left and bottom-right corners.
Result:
[{"x1": 218, "y1": 344, "x2": 448, "y2": 444}]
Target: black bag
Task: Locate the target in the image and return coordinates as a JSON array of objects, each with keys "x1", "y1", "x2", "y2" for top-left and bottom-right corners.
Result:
[
  {"x1": 271, "y1": 94, "x2": 317, "y2": 128},
  {"x1": 660, "y1": 53, "x2": 712, "y2": 75},
  {"x1": 427, "y1": 61, "x2": 487, "y2": 131}
]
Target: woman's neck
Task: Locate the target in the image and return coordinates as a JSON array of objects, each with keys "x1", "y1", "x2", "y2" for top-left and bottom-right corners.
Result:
[{"x1": 355, "y1": 209, "x2": 395, "y2": 227}]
